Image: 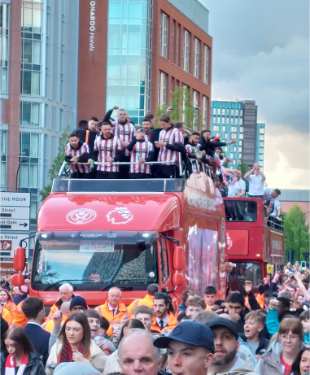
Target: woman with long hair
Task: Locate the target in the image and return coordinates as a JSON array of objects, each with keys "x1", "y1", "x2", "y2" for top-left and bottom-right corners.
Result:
[
  {"x1": 292, "y1": 347, "x2": 310, "y2": 375},
  {"x1": 46, "y1": 313, "x2": 106, "y2": 374},
  {"x1": 0, "y1": 288, "x2": 17, "y2": 325},
  {"x1": 256, "y1": 317, "x2": 304, "y2": 375},
  {"x1": 1, "y1": 327, "x2": 46, "y2": 375}
]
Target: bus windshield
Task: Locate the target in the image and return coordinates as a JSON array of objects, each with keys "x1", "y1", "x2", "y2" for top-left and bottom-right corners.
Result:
[
  {"x1": 224, "y1": 200, "x2": 257, "y2": 222},
  {"x1": 228, "y1": 261, "x2": 262, "y2": 288},
  {"x1": 32, "y1": 231, "x2": 158, "y2": 291}
]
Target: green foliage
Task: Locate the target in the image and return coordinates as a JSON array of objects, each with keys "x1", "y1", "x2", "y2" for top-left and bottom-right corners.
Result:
[
  {"x1": 183, "y1": 86, "x2": 194, "y2": 130},
  {"x1": 238, "y1": 162, "x2": 249, "y2": 176},
  {"x1": 155, "y1": 86, "x2": 196, "y2": 130},
  {"x1": 284, "y1": 206, "x2": 310, "y2": 261},
  {"x1": 40, "y1": 130, "x2": 69, "y2": 200}
]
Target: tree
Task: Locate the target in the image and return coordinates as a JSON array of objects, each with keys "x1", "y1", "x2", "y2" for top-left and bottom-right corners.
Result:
[
  {"x1": 284, "y1": 206, "x2": 310, "y2": 261},
  {"x1": 155, "y1": 86, "x2": 195, "y2": 130},
  {"x1": 238, "y1": 162, "x2": 249, "y2": 176},
  {"x1": 40, "y1": 130, "x2": 69, "y2": 200}
]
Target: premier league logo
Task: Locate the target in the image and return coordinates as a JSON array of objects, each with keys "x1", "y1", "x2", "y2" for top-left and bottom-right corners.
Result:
[{"x1": 106, "y1": 207, "x2": 133, "y2": 225}]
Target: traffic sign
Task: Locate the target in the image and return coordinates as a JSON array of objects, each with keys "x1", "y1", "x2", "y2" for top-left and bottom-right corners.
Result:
[
  {"x1": 0, "y1": 192, "x2": 30, "y2": 207},
  {"x1": 0, "y1": 218, "x2": 29, "y2": 231},
  {"x1": 0, "y1": 233, "x2": 29, "y2": 257},
  {"x1": 0, "y1": 206, "x2": 30, "y2": 220}
]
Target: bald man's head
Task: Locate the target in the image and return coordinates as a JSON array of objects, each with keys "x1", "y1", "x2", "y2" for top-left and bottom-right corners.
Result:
[
  {"x1": 107, "y1": 287, "x2": 122, "y2": 307},
  {"x1": 119, "y1": 331, "x2": 160, "y2": 375}
]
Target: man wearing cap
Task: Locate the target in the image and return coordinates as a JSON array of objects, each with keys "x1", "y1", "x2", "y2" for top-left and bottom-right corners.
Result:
[
  {"x1": 207, "y1": 317, "x2": 255, "y2": 375},
  {"x1": 154, "y1": 320, "x2": 214, "y2": 375}
]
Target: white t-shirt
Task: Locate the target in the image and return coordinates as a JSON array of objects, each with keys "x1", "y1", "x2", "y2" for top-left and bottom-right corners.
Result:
[
  {"x1": 248, "y1": 174, "x2": 264, "y2": 196},
  {"x1": 270, "y1": 198, "x2": 281, "y2": 217},
  {"x1": 228, "y1": 179, "x2": 246, "y2": 197}
]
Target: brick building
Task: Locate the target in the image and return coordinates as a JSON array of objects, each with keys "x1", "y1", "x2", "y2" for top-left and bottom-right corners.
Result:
[
  {"x1": 78, "y1": 0, "x2": 212, "y2": 128},
  {"x1": 1, "y1": 0, "x2": 212, "y2": 215}
]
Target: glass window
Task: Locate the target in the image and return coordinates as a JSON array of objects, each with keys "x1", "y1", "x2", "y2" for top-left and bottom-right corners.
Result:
[
  {"x1": 224, "y1": 200, "x2": 257, "y2": 222},
  {"x1": 21, "y1": 101, "x2": 40, "y2": 126},
  {"x1": 202, "y1": 95, "x2": 209, "y2": 128},
  {"x1": 183, "y1": 30, "x2": 190, "y2": 72},
  {"x1": 0, "y1": 3, "x2": 10, "y2": 96},
  {"x1": 194, "y1": 38, "x2": 200, "y2": 78},
  {"x1": 21, "y1": 133, "x2": 31, "y2": 156},
  {"x1": 22, "y1": 70, "x2": 40, "y2": 95},
  {"x1": 229, "y1": 262, "x2": 262, "y2": 286},
  {"x1": 160, "y1": 12, "x2": 168, "y2": 58},
  {"x1": 203, "y1": 45, "x2": 210, "y2": 84},
  {"x1": 159, "y1": 71, "x2": 167, "y2": 106},
  {"x1": 0, "y1": 129, "x2": 7, "y2": 190},
  {"x1": 159, "y1": 239, "x2": 169, "y2": 282},
  {"x1": 193, "y1": 90, "x2": 199, "y2": 130},
  {"x1": 32, "y1": 231, "x2": 158, "y2": 290}
]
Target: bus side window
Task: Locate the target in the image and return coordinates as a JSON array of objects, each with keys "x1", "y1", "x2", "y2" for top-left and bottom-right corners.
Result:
[{"x1": 159, "y1": 239, "x2": 169, "y2": 282}]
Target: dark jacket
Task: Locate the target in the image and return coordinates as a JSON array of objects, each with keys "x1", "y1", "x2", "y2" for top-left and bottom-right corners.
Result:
[
  {"x1": 24, "y1": 322, "x2": 50, "y2": 365},
  {"x1": 199, "y1": 137, "x2": 227, "y2": 157},
  {"x1": 1, "y1": 352, "x2": 46, "y2": 375}
]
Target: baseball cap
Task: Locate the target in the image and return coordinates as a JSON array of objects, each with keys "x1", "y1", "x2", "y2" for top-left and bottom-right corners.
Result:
[
  {"x1": 154, "y1": 320, "x2": 214, "y2": 352},
  {"x1": 207, "y1": 317, "x2": 239, "y2": 339}
]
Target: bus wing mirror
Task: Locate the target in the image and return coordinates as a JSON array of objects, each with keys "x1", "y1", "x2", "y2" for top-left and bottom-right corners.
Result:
[
  {"x1": 173, "y1": 246, "x2": 185, "y2": 271},
  {"x1": 13, "y1": 247, "x2": 26, "y2": 272}
]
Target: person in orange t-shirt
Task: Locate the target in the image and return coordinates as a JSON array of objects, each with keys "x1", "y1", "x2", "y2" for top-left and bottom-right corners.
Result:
[
  {"x1": 151, "y1": 292, "x2": 177, "y2": 334},
  {"x1": 95, "y1": 287, "x2": 127, "y2": 337}
]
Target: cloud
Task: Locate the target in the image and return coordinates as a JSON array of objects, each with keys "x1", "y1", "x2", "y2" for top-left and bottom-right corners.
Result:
[
  {"x1": 213, "y1": 35, "x2": 309, "y2": 133},
  {"x1": 264, "y1": 126, "x2": 310, "y2": 189},
  {"x1": 204, "y1": 0, "x2": 309, "y2": 189}
]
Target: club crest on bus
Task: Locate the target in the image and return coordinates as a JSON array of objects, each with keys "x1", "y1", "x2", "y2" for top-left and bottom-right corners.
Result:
[
  {"x1": 66, "y1": 208, "x2": 97, "y2": 225},
  {"x1": 106, "y1": 207, "x2": 133, "y2": 225}
]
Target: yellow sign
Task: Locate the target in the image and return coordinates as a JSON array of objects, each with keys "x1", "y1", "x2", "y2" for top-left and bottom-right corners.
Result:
[{"x1": 267, "y1": 264, "x2": 274, "y2": 274}]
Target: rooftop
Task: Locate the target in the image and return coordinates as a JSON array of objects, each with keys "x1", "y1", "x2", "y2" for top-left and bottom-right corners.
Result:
[
  {"x1": 279, "y1": 189, "x2": 310, "y2": 203},
  {"x1": 168, "y1": 0, "x2": 209, "y2": 34}
]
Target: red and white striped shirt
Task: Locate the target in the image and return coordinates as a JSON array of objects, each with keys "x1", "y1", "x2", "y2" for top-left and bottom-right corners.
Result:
[
  {"x1": 114, "y1": 122, "x2": 135, "y2": 156},
  {"x1": 129, "y1": 140, "x2": 154, "y2": 174},
  {"x1": 65, "y1": 142, "x2": 90, "y2": 174},
  {"x1": 94, "y1": 136, "x2": 122, "y2": 172},
  {"x1": 158, "y1": 127, "x2": 184, "y2": 165}
]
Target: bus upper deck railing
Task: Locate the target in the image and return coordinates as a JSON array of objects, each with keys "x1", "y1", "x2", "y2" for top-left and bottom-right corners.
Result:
[
  {"x1": 51, "y1": 176, "x2": 186, "y2": 193},
  {"x1": 52, "y1": 159, "x2": 215, "y2": 193}
]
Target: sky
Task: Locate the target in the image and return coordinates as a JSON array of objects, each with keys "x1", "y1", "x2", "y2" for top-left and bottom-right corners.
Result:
[{"x1": 201, "y1": 0, "x2": 309, "y2": 190}]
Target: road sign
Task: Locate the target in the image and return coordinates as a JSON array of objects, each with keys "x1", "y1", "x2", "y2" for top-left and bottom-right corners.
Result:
[
  {"x1": 0, "y1": 192, "x2": 30, "y2": 207},
  {"x1": 0, "y1": 206, "x2": 30, "y2": 220},
  {"x1": 0, "y1": 218, "x2": 29, "y2": 231},
  {"x1": 0, "y1": 192, "x2": 30, "y2": 231},
  {"x1": 0, "y1": 233, "x2": 29, "y2": 257}
]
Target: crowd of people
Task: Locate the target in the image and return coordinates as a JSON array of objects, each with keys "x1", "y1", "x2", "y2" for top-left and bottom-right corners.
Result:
[
  {"x1": 64, "y1": 107, "x2": 282, "y2": 225},
  {"x1": 0, "y1": 263, "x2": 310, "y2": 374}
]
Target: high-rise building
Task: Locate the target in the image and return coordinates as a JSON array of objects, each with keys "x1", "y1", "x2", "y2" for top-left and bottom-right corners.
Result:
[
  {"x1": 256, "y1": 123, "x2": 265, "y2": 168},
  {"x1": 0, "y1": 0, "x2": 79, "y2": 219},
  {"x1": 78, "y1": 0, "x2": 212, "y2": 128},
  {"x1": 211, "y1": 100, "x2": 265, "y2": 168},
  {"x1": 1, "y1": 0, "x2": 212, "y2": 219}
]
